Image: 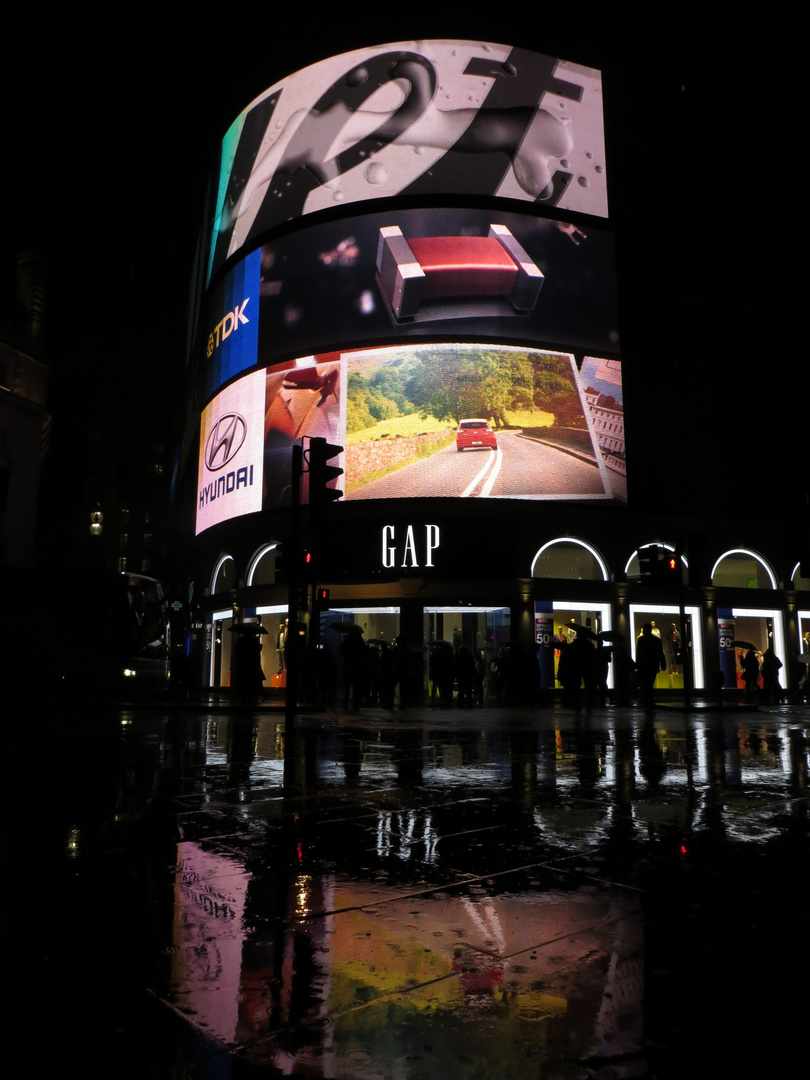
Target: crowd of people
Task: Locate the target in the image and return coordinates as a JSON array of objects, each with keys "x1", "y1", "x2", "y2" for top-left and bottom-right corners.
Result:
[{"x1": 230, "y1": 618, "x2": 798, "y2": 712}]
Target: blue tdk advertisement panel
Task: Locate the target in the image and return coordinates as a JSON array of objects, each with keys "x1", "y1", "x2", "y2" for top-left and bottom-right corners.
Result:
[{"x1": 203, "y1": 249, "x2": 261, "y2": 399}]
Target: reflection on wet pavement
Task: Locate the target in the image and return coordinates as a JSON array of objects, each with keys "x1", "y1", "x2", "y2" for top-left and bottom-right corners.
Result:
[{"x1": 13, "y1": 705, "x2": 809, "y2": 1078}]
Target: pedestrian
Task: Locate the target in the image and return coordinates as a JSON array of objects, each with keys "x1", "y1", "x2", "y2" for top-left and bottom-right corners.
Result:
[
  {"x1": 341, "y1": 627, "x2": 366, "y2": 710},
  {"x1": 635, "y1": 623, "x2": 666, "y2": 710},
  {"x1": 233, "y1": 630, "x2": 265, "y2": 705},
  {"x1": 760, "y1": 647, "x2": 783, "y2": 704},
  {"x1": 456, "y1": 644, "x2": 475, "y2": 708},
  {"x1": 741, "y1": 647, "x2": 759, "y2": 701}
]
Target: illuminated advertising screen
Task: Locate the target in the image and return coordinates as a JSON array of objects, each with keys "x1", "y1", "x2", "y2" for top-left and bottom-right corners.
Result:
[
  {"x1": 196, "y1": 370, "x2": 266, "y2": 535},
  {"x1": 340, "y1": 344, "x2": 622, "y2": 501},
  {"x1": 200, "y1": 250, "x2": 261, "y2": 403},
  {"x1": 195, "y1": 345, "x2": 625, "y2": 533},
  {"x1": 198, "y1": 206, "x2": 619, "y2": 398},
  {"x1": 207, "y1": 40, "x2": 606, "y2": 284}
]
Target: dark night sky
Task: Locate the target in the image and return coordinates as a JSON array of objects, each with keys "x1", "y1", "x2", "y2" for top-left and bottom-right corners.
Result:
[{"x1": 1, "y1": 7, "x2": 796, "y2": 526}]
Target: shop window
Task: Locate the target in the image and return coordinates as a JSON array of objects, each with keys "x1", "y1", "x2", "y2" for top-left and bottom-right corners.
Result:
[
  {"x1": 211, "y1": 554, "x2": 237, "y2": 595},
  {"x1": 791, "y1": 563, "x2": 810, "y2": 591},
  {"x1": 711, "y1": 550, "x2": 776, "y2": 590},
  {"x1": 531, "y1": 538, "x2": 607, "y2": 581}
]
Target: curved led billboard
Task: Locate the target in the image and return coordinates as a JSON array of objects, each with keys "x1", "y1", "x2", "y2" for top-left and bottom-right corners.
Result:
[
  {"x1": 207, "y1": 40, "x2": 607, "y2": 285},
  {"x1": 196, "y1": 205, "x2": 619, "y2": 402},
  {"x1": 195, "y1": 344, "x2": 625, "y2": 534}
]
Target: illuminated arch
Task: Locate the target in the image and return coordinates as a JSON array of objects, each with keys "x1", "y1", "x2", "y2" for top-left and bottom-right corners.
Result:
[
  {"x1": 791, "y1": 562, "x2": 810, "y2": 591},
  {"x1": 246, "y1": 542, "x2": 279, "y2": 586},
  {"x1": 711, "y1": 548, "x2": 777, "y2": 589},
  {"x1": 531, "y1": 537, "x2": 609, "y2": 581},
  {"x1": 210, "y1": 553, "x2": 237, "y2": 595}
]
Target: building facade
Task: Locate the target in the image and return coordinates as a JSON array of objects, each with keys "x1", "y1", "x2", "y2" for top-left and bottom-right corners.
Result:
[{"x1": 172, "y1": 40, "x2": 809, "y2": 700}]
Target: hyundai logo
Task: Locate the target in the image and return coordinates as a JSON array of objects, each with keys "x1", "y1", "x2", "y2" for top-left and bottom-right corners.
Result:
[{"x1": 205, "y1": 413, "x2": 247, "y2": 471}]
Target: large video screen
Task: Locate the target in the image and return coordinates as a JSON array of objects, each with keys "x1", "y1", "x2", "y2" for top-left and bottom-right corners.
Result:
[
  {"x1": 206, "y1": 40, "x2": 606, "y2": 284},
  {"x1": 196, "y1": 205, "x2": 619, "y2": 399},
  {"x1": 195, "y1": 344, "x2": 625, "y2": 534}
]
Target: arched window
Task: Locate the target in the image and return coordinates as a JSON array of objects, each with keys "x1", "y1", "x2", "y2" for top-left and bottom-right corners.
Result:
[
  {"x1": 247, "y1": 543, "x2": 279, "y2": 586},
  {"x1": 711, "y1": 549, "x2": 776, "y2": 590},
  {"x1": 211, "y1": 554, "x2": 237, "y2": 595},
  {"x1": 531, "y1": 538, "x2": 608, "y2": 581},
  {"x1": 791, "y1": 562, "x2": 810, "y2": 591}
]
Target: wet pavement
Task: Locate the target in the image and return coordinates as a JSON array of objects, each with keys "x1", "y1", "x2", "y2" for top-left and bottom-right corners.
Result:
[{"x1": 9, "y1": 698, "x2": 810, "y2": 1078}]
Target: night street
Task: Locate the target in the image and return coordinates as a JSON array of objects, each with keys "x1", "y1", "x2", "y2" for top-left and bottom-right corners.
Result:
[{"x1": 10, "y1": 697, "x2": 808, "y2": 1079}]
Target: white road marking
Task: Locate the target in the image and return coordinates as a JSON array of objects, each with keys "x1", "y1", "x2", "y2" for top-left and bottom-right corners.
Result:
[{"x1": 461, "y1": 447, "x2": 501, "y2": 498}]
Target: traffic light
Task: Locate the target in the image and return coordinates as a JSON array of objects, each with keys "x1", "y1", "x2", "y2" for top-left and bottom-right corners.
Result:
[
  {"x1": 275, "y1": 545, "x2": 312, "y2": 583},
  {"x1": 662, "y1": 550, "x2": 683, "y2": 586},
  {"x1": 638, "y1": 546, "x2": 662, "y2": 582},
  {"x1": 315, "y1": 586, "x2": 330, "y2": 607},
  {"x1": 308, "y1": 436, "x2": 343, "y2": 518}
]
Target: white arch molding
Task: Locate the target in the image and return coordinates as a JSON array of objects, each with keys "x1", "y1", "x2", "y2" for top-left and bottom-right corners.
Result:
[
  {"x1": 711, "y1": 548, "x2": 777, "y2": 589},
  {"x1": 530, "y1": 537, "x2": 609, "y2": 581},
  {"x1": 246, "y1": 542, "x2": 279, "y2": 586},
  {"x1": 210, "y1": 553, "x2": 236, "y2": 596}
]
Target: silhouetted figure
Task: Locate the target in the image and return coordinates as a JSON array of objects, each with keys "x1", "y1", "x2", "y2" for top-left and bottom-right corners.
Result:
[
  {"x1": 430, "y1": 642, "x2": 455, "y2": 708},
  {"x1": 612, "y1": 642, "x2": 635, "y2": 707},
  {"x1": 456, "y1": 645, "x2": 476, "y2": 708},
  {"x1": 591, "y1": 644, "x2": 611, "y2": 706},
  {"x1": 761, "y1": 648, "x2": 783, "y2": 704},
  {"x1": 561, "y1": 635, "x2": 594, "y2": 709},
  {"x1": 635, "y1": 623, "x2": 666, "y2": 709},
  {"x1": 741, "y1": 648, "x2": 760, "y2": 701},
  {"x1": 379, "y1": 641, "x2": 398, "y2": 709},
  {"x1": 474, "y1": 650, "x2": 486, "y2": 705},
  {"x1": 341, "y1": 628, "x2": 365, "y2": 710},
  {"x1": 233, "y1": 632, "x2": 265, "y2": 705}
]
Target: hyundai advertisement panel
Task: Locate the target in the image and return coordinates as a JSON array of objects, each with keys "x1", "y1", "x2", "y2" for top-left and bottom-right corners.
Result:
[
  {"x1": 195, "y1": 345, "x2": 625, "y2": 534},
  {"x1": 207, "y1": 40, "x2": 607, "y2": 285},
  {"x1": 196, "y1": 370, "x2": 266, "y2": 534}
]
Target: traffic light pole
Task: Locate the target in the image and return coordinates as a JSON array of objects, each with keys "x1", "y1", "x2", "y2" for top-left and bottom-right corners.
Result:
[{"x1": 284, "y1": 443, "x2": 303, "y2": 767}]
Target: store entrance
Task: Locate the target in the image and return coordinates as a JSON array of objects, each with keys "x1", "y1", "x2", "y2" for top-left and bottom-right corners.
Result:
[{"x1": 423, "y1": 607, "x2": 511, "y2": 703}]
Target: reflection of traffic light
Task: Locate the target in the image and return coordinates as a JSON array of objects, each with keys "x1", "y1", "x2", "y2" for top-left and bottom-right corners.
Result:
[{"x1": 308, "y1": 437, "x2": 343, "y2": 518}]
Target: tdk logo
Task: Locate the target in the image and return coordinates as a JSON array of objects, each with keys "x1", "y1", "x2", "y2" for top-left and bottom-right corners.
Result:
[{"x1": 207, "y1": 298, "x2": 250, "y2": 358}]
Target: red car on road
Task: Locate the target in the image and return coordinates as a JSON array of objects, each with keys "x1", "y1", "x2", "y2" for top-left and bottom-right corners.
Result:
[{"x1": 456, "y1": 419, "x2": 498, "y2": 452}]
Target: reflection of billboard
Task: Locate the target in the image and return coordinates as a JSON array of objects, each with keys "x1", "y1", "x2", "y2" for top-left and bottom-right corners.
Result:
[
  {"x1": 251, "y1": 207, "x2": 617, "y2": 375},
  {"x1": 196, "y1": 370, "x2": 265, "y2": 535},
  {"x1": 207, "y1": 40, "x2": 607, "y2": 284}
]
